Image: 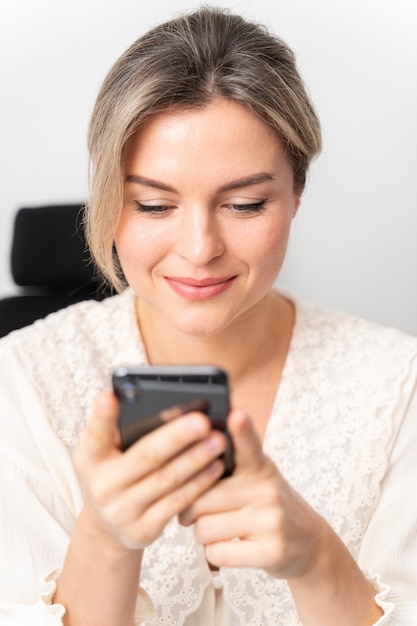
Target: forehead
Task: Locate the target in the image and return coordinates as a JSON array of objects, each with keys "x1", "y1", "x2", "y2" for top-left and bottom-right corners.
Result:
[{"x1": 124, "y1": 99, "x2": 290, "y2": 177}]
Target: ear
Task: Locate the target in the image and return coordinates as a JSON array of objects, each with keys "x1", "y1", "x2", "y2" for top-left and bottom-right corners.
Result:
[{"x1": 292, "y1": 191, "x2": 302, "y2": 218}]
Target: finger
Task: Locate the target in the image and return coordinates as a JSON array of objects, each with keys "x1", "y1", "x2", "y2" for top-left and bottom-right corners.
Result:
[
  {"x1": 193, "y1": 509, "x2": 249, "y2": 544},
  {"x1": 121, "y1": 459, "x2": 226, "y2": 547},
  {"x1": 74, "y1": 391, "x2": 121, "y2": 468},
  {"x1": 227, "y1": 410, "x2": 264, "y2": 472},
  {"x1": 193, "y1": 499, "x2": 281, "y2": 544},
  {"x1": 179, "y1": 425, "x2": 277, "y2": 526},
  {"x1": 204, "y1": 535, "x2": 277, "y2": 570},
  {"x1": 90, "y1": 411, "x2": 214, "y2": 497},
  {"x1": 179, "y1": 476, "x2": 242, "y2": 525},
  {"x1": 115, "y1": 411, "x2": 213, "y2": 487},
  {"x1": 135, "y1": 430, "x2": 227, "y2": 504},
  {"x1": 100, "y1": 431, "x2": 227, "y2": 525}
]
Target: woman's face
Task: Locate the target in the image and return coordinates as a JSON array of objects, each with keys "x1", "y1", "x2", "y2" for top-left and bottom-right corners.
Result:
[{"x1": 116, "y1": 99, "x2": 301, "y2": 336}]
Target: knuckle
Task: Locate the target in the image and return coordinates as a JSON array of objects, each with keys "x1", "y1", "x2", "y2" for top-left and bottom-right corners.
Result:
[
  {"x1": 100, "y1": 498, "x2": 126, "y2": 525},
  {"x1": 88, "y1": 473, "x2": 112, "y2": 507},
  {"x1": 253, "y1": 480, "x2": 280, "y2": 507},
  {"x1": 168, "y1": 488, "x2": 194, "y2": 513},
  {"x1": 262, "y1": 541, "x2": 287, "y2": 569},
  {"x1": 136, "y1": 445, "x2": 166, "y2": 472},
  {"x1": 193, "y1": 516, "x2": 212, "y2": 542},
  {"x1": 134, "y1": 510, "x2": 171, "y2": 546},
  {"x1": 157, "y1": 464, "x2": 182, "y2": 491}
]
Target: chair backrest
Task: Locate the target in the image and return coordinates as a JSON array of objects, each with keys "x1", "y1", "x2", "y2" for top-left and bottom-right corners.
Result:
[
  {"x1": 0, "y1": 203, "x2": 113, "y2": 337},
  {"x1": 11, "y1": 203, "x2": 93, "y2": 289}
]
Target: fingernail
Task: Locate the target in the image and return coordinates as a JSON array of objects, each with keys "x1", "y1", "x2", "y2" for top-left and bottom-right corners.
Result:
[
  {"x1": 207, "y1": 459, "x2": 224, "y2": 474},
  {"x1": 203, "y1": 433, "x2": 223, "y2": 451},
  {"x1": 186, "y1": 415, "x2": 207, "y2": 435}
]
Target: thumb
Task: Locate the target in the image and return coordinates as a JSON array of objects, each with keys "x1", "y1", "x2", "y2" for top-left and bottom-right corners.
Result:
[
  {"x1": 227, "y1": 409, "x2": 263, "y2": 474},
  {"x1": 77, "y1": 390, "x2": 121, "y2": 465}
]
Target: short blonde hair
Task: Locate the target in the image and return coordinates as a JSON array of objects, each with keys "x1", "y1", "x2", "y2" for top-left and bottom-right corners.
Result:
[{"x1": 86, "y1": 5, "x2": 322, "y2": 291}]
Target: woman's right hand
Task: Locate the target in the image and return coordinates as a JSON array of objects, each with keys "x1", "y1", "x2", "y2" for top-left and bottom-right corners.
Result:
[{"x1": 72, "y1": 390, "x2": 227, "y2": 551}]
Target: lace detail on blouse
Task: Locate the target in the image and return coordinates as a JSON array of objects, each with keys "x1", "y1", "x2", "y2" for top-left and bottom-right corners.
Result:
[
  {"x1": 140, "y1": 518, "x2": 212, "y2": 625},
  {"x1": 16, "y1": 290, "x2": 417, "y2": 625},
  {"x1": 21, "y1": 289, "x2": 147, "y2": 447}
]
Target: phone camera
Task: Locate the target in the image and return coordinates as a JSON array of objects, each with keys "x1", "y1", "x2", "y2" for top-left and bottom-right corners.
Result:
[{"x1": 122, "y1": 379, "x2": 139, "y2": 403}]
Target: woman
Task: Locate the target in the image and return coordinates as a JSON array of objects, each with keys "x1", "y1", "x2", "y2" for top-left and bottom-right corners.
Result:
[{"x1": 0, "y1": 6, "x2": 416, "y2": 625}]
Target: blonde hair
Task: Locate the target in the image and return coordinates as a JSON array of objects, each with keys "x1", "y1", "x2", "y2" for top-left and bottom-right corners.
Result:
[{"x1": 86, "y1": 5, "x2": 322, "y2": 291}]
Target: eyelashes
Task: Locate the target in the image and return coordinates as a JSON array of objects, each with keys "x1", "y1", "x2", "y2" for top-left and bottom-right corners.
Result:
[
  {"x1": 132, "y1": 200, "x2": 267, "y2": 216},
  {"x1": 133, "y1": 202, "x2": 172, "y2": 214},
  {"x1": 226, "y1": 201, "x2": 266, "y2": 214}
]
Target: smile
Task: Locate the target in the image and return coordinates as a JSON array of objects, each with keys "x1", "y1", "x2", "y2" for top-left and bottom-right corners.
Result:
[{"x1": 164, "y1": 276, "x2": 237, "y2": 300}]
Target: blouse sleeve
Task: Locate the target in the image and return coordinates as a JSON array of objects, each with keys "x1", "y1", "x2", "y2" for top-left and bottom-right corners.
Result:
[
  {"x1": 0, "y1": 335, "x2": 156, "y2": 625},
  {"x1": 358, "y1": 372, "x2": 417, "y2": 624}
]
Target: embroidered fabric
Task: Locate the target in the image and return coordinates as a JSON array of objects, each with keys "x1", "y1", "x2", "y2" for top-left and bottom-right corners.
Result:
[
  {"x1": 23, "y1": 290, "x2": 148, "y2": 448},
  {"x1": 18, "y1": 289, "x2": 417, "y2": 625}
]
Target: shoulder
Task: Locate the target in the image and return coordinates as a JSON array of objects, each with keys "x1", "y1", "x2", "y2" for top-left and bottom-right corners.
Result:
[
  {"x1": 0, "y1": 288, "x2": 138, "y2": 358},
  {"x1": 0, "y1": 289, "x2": 146, "y2": 447},
  {"x1": 269, "y1": 295, "x2": 417, "y2": 555},
  {"x1": 281, "y1": 293, "x2": 417, "y2": 421},
  {"x1": 291, "y1": 295, "x2": 417, "y2": 366}
]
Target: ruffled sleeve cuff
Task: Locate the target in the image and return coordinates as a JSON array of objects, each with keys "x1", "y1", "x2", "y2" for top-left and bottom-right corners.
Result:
[
  {"x1": 40, "y1": 569, "x2": 63, "y2": 607},
  {"x1": 0, "y1": 570, "x2": 65, "y2": 626},
  {"x1": 41, "y1": 569, "x2": 156, "y2": 626},
  {"x1": 287, "y1": 573, "x2": 417, "y2": 626},
  {"x1": 368, "y1": 573, "x2": 417, "y2": 625}
]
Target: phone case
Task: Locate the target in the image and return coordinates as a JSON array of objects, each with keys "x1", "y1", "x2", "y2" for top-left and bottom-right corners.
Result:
[{"x1": 112, "y1": 365, "x2": 234, "y2": 476}]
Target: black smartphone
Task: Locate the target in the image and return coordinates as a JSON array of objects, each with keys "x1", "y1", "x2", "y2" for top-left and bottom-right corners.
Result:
[{"x1": 112, "y1": 365, "x2": 234, "y2": 476}]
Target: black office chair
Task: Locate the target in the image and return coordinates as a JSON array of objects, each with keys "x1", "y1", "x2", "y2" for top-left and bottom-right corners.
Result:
[{"x1": 0, "y1": 203, "x2": 113, "y2": 337}]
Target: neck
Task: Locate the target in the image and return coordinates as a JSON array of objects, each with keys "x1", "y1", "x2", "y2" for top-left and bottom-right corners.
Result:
[{"x1": 136, "y1": 291, "x2": 294, "y2": 384}]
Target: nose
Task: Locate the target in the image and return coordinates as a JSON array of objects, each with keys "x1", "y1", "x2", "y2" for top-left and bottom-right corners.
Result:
[{"x1": 175, "y1": 206, "x2": 224, "y2": 266}]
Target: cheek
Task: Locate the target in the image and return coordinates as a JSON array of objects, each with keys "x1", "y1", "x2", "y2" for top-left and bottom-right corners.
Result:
[
  {"x1": 241, "y1": 216, "x2": 292, "y2": 269},
  {"x1": 115, "y1": 214, "x2": 168, "y2": 273}
]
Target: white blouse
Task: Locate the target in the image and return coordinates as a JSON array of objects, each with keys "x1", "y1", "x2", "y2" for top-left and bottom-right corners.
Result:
[{"x1": 0, "y1": 289, "x2": 416, "y2": 625}]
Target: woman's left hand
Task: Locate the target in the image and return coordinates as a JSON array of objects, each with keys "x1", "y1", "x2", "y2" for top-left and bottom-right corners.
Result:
[
  {"x1": 180, "y1": 410, "x2": 384, "y2": 625},
  {"x1": 179, "y1": 409, "x2": 327, "y2": 579}
]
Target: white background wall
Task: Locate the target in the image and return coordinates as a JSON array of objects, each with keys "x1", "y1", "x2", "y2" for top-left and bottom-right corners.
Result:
[{"x1": 1, "y1": 0, "x2": 416, "y2": 334}]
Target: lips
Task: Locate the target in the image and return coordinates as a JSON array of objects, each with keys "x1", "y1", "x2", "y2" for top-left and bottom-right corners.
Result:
[{"x1": 164, "y1": 275, "x2": 237, "y2": 300}]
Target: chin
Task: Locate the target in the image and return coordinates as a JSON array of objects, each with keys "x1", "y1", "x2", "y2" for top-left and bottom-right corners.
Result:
[{"x1": 173, "y1": 310, "x2": 235, "y2": 338}]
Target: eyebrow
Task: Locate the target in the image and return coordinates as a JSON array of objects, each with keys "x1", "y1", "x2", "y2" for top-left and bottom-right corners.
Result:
[
  {"x1": 124, "y1": 172, "x2": 275, "y2": 194},
  {"x1": 125, "y1": 175, "x2": 174, "y2": 192}
]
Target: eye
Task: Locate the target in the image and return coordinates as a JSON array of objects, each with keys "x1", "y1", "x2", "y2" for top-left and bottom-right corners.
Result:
[
  {"x1": 133, "y1": 202, "x2": 175, "y2": 214},
  {"x1": 225, "y1": 201, "x2": 266, "y2": 214}
]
